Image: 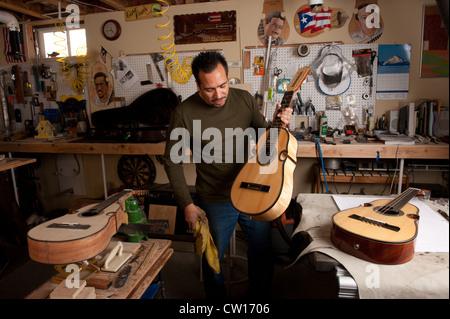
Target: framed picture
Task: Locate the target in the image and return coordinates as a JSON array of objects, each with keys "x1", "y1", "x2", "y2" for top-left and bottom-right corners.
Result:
[{"x1": 420, "y1": 4, "x2": 449, "y2": 78}]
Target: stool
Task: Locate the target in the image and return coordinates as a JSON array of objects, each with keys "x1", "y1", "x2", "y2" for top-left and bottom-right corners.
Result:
[{"x1": 199, "y1": 230, "x2": 248, "y2": 297}]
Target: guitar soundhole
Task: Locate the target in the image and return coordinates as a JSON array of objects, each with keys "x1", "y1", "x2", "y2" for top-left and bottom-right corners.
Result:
[
  {"x1": 79, "y1": 209, "x2": 101, "y2": 217},
  {"x1": 374, "y1": 206, "x2": 404, "y2": 217}
]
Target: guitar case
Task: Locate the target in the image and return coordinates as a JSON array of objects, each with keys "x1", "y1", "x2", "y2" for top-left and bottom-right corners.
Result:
[
  {"x1": 271, "y1": 199, "x2": 306, "y2": 262},
  {"x1": 90, "y1": 88, "x2": 180, "y2": 142}
]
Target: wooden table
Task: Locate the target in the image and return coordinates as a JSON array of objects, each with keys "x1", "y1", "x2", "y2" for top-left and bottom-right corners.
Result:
[
  {"x1": 25, "y1": 239, "x2": 173, "y2": 299},
  {"x1": 0, "y1": 156, "x2": 37, "y2": 204},
  {"x1": 0, "y1": 157, "x2": 36, "y2": 171},
  {"x1": 311, "y1": 163, "x2": 409, "y2": 193},
  {"x1": 294, "y1": 193, "x2": 449, "y2": 299},
  {"x1": 1, "y1": 137, "x2": 448, "y2": 195},
  {"x1": 1, "y1": 137, "x2": 447, "y2": 158}
]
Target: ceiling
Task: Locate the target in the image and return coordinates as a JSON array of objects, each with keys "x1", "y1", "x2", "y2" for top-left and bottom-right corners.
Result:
[{"x1": 0, "y1": 0, "x2": 221, "y2": 22}]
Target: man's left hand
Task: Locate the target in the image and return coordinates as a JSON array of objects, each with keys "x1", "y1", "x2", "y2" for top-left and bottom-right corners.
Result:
[{"x1": 274, "y1": 104, "x2": 293, "y2": 125}]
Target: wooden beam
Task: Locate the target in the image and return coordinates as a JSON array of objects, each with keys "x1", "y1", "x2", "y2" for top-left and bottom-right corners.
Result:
[
  {"x1": 37, "y1": 0, "x2": 91, "y2": 16},
  {"x1": 0, "y1": 0, "x2": 47, "y2": 19},
  {"x1": 99, "y1": 0, "x2": 128, "y2": 10}
]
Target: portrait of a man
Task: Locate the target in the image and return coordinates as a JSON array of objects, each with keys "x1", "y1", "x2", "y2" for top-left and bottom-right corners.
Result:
[
  {"x1": 93, "y1": 72, "x2": 114, "y2": 107},
  {"x1": 257, "y1": 11, "x2": 287, "y2": 46},
  {"x1": 349, "y1": 2, "x2": 383, "y2": 44}
]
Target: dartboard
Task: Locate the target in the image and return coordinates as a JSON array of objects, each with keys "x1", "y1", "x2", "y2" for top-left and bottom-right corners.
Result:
[{"x1": 117, "y1": 155, "x2": 156, "y2": 189}]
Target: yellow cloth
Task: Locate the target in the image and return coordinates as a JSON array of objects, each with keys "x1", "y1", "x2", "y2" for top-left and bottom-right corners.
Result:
[{"x1": 194, "y1": 207, "x2": 220, "y2": 274}]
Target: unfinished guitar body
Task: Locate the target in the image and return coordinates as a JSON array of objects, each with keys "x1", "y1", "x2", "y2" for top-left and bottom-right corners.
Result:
[{"x1": 27, "y1": 190, "x2": 131, "y2": 264}]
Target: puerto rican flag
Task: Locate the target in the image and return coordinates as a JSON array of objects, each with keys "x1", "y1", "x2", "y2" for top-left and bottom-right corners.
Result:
[
  {"x1": 298, "y1": 7, "x2": 332, "y2": 34},
  {"x1": 298, "y1": 8, "x2": 316, "y2": 33},
  {"x1": 312, "y1": 9, "x2": 332, "y2": 33},
  {"x1": 3, "y1": 25, "x2": 27, "y2": 63},
  {"x1": 207, "y1": 13, "x2": 221, "y2": 23},
  {"x1": 100, "y1": 46, "x2": 108, "y2": 64}
]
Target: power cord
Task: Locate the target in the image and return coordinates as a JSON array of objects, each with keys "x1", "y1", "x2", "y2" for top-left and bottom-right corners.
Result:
[{"x1": 314, "y1": 137, "x2": 329, "y2": 194}]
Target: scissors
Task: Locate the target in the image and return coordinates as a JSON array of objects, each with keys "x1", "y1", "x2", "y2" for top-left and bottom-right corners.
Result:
[{"x1": 274, "y1": 67, "x2": 283, "y2": 77}]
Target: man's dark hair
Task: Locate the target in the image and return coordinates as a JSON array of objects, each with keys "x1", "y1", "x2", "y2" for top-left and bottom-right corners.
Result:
[
  {"x1": 355, "y1": 3, "x2": 372, "y2": 21},
  {"x1": 191, "y1": 51, "x2": 228, "y2": 85},
  {"x1": 94, "y1": 72, "x2": 109, "y2": 85},
  {"x1": 265, "y1": 11, "x2": 286, "y2": 24}
]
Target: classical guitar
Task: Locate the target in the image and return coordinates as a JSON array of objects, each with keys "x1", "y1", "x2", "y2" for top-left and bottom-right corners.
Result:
[
  {"x1": 230, "y1": 67, "x2": 310, "y2": 221},
  {"x1": 27, "y1": 189, "x2": 133, "y2": 264},
  {"x1": 331, "y1": 188, "x2": 420, "y2": 265}
]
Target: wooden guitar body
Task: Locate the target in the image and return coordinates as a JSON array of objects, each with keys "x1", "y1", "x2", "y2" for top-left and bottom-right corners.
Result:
[
  {"x1": 231, "y1": 127, "x2": 297, "y2": 221},
  {"x1": 27, "y1": 190, "x2": 131, "y2": 264},
  {"x1": 230, "y1": 67, "x2": 309, "y2": 222},
  {"x1": 331, "y1": 194, "x2": 420, "y2": 265}
]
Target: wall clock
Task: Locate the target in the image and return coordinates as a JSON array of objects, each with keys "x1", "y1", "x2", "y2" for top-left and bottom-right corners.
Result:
[{"x1": 102, "y1": 19, "x2": 121, "y2": 40}]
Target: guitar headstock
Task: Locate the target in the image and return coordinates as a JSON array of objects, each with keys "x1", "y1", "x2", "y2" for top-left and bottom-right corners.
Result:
[{"x1": 287, "y1": 67, "x2": 310, "y2": 92}]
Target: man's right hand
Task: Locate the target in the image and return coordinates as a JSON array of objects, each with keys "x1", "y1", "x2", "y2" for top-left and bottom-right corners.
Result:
[{"x1": 184, "y1": 203, "x2": 208, "y2": 231}]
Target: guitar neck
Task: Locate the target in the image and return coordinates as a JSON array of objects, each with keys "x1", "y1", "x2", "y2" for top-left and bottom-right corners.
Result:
[
  {"x1": 271, "y1": 67, "x2": 310, "y2": 129},
  {"x1": 272, "y1": 91, "x2": 294, "y2": 129},
  {"x1": 380, "y1": 188, "x2": 420, "y2": 214}
]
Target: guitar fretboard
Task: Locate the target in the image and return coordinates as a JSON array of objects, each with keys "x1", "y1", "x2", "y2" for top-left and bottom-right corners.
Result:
[
  {"x1": 376, "y1": 188, "x2": 420, "y2": 215},
  {"x1": 271, "y1": 91, "x2": 294, "y2": 129}
]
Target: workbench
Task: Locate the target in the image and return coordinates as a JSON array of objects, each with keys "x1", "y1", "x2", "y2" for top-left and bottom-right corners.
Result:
[
  {"x1": 25, "y1": 238, "x2": 173, "y2": 299},
  {"x1": 293, "y1": 193, "x2": 449, "y2": 299},
  {"x1": 0, "y1": 156, "x2": 37, "y2": 205},
  {"x1": 0, "y1": 137, "x2": 448, "y2": 195},
  {"x1": 311, "y1": 164, "x2": 410, "y2": 193}
]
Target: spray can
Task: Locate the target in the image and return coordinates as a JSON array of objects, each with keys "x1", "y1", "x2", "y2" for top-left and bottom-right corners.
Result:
[{"x1": 320, "y1": 114, "x2": 328, "y2": 137}]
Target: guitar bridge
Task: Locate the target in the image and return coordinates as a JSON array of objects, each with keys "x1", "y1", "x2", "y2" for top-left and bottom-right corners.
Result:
[
  {"x1": 240, "y1": 182, "x2": 271, "y2": 193},
  {"x1": 349, "y1": 214, "x2": 400, "y2": 232},
  {"x1": 48, "y1": 223, "x2": 91, "y2": 230}
]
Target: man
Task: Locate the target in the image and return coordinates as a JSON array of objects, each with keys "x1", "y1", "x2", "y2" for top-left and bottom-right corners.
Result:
[
  {"x1": 162, "y1": 51, "x2": 292, "y2": 299},
  {"x1": 350, "y1": 3, "x2": 383, "y2": 44},
  {"x1": 93, "y1": 72, "x2": 114, "y2": 107},
  {"x1": 258, "y1": 11, "x2": 286, "y2": 46}
]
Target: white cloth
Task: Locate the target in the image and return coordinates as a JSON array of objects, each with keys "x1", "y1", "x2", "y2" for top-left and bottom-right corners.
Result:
[{"x1": 290, "y1": 194, "x2": 449, "y2": 299}]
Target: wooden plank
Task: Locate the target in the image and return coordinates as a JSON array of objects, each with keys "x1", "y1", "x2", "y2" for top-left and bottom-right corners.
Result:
[
  {"x1": 0, "y1": 140, "x2": 166, "y2": 155},
  {"x1": 0, "y1": 157, "x2": 36, "y2": 172},
  {"x1": 49, "y1": 280, "x2": 87, "y2": 299},
  {"x1": 0, "y1": 139, "x2": 448, "y2": 159}
]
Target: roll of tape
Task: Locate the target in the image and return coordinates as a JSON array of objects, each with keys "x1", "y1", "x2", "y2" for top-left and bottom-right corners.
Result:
[{"x1": 297, "y1": 44, "x2": 310, "y2": 57}]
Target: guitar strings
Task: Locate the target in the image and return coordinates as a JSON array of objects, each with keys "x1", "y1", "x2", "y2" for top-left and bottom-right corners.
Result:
[{"x1": 372, "y1": 188, "x2": 417, "y2": 216}]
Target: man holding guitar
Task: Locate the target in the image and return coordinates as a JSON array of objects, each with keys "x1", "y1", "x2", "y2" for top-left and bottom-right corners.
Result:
[{"x1": 162, "y1": 51, "x2": 293, "y2": 299}]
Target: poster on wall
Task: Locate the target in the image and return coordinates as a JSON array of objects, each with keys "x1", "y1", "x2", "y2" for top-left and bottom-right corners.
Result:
[
  {"x1": 348, "y1": 0, "x2": 384, "y2": 44},
  {"x1": 257, "y1": 0, "x2": 290, "y2": 46},
  {"x1": 420, "y1": 4, "x2": 449, "y2": 78},
  {"x1": 376, "y1": 44, "x2": 411, "y2": 100},
  {"x1": 294, "y1": 4, "x2": 348, "y2": 38},
  {"x1": 89, "y1": 61, "x2": 115, "y2": 112},
  {"x1": 174, "y1": 11, "x2": 236, "y2": 45}
]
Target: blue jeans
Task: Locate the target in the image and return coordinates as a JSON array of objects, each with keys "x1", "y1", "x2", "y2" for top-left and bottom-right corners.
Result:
[{"x1": 197, "y1": 201, "x2": 273, "y2": 299}]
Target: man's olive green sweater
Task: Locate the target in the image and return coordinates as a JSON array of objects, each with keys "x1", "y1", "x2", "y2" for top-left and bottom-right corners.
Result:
[{"x1": 162, "y1": 88, "x2": 269, "y2": 209}]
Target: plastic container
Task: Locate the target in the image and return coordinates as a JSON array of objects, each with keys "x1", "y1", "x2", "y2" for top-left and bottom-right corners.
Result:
[{"x1": 320, "y1": 114, "x2": 328, "y2": 137}]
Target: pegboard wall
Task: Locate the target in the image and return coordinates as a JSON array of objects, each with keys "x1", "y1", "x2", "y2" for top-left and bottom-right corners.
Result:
[
  {"x1": 243, "y1": 43, "x2": 378, "y2": 132},
  {"x1": 111, "y1": 50, "x2": 211, "y2": 105},
  {"x1": 0, "y1": 58, "x2": 90, "y2": 133}
]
